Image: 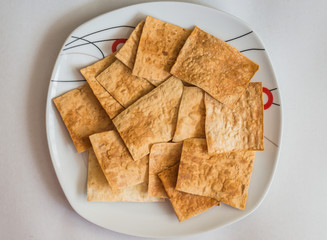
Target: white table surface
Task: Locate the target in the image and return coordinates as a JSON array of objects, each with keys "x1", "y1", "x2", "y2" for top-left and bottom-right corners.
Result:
[{"x1": 1, "y1": 0, "x2": 327, "y2": 239}]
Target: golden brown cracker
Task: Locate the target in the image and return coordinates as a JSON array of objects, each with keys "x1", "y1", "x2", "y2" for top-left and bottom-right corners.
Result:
[
  {"x1": 80, "y1": 54, "x2": 124, "y2": 118},
  {"x1": 171, "y1": 26, "x2": 259, "y2": 106},
  {"x1": 112, "y1": 76, "x2": 183, "y2": 161},
  {"x1": 53, "y1": 84, "x2": 114, "y2": 153},
  {"x1": 173, "y1": 87, "x2": 205, "y2": 142},
  {"x1": 87, "y1": 149, "x2": 162, "y2": 202},
  {"x1": 175, "y1": 138, "x2": 255, "y2": 210},
  {"x1": 205, "y1": 82, "x2": 264, "y2": 154},
  {"x1": 115, "y1": 21, "x2": 145, "y2": 69},
  {"x1": 148, "y1": 142, "x2": 183, "y2": 198},
  {"x1": 89, "y1": 130, "x2": 149, "y2": 190},
  {"x1": 96, "y1": 59, "x2": 154, "y2": 108},
  {"x1": 158, "y1": 164, "x2": 218, "y2": 222},
  {"x1": 132, "y1": 16, "x2": 191, "y2": 86}
]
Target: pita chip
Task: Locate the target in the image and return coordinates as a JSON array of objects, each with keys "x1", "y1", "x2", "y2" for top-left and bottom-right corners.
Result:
[
  {"x1": 132, "y1": 16, "x2": 191, "y2": 86},
  {"x1": 205, "y1": 82, "x2": 264, "y2": 154},
  {"x1": 176, "y1": 138, "x2": 255, "y2": 210},
  {"x1": 115, "y1": 20, "x2": 145, "y2": 69},
  {"x1": 148, "y1": 142, "x2": 183, "y2": 198},
  {"x1": 96, "y1": 59, "x2": 154, "y2": 108},
  {"x1": 53, "y1": 84, "x2": 114, "y2": 153},
  {"x1": 87, "y1": 149, "x2": 162, "y2": 202},
  {"x1": 171, "y1": 26, "x2": 259, "y2": 106},
  {"x1": 89, "y1": 130, "x2": 148, "y2": 190},
  {"x1": 158, "y1": 164, "x2": 218, "y2": 222},
  {"x1": 80, "y1": 54, "x2": 124, "y2": 119},
  {"x1": 173, "y1": 87, "x2": 205, "y2": 142},
  {"x1": 112, "y1": 76, "x2": 183, "y2": 161}
]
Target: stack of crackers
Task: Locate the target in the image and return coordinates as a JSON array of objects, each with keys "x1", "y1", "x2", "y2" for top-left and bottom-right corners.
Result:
[{"x1": 53, "y1": 16, "x2": 264, "y2": 222}]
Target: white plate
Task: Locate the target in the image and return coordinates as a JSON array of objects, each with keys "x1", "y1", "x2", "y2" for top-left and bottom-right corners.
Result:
[{"x1": 46, "y1": 2, "x2": 282, "y2": 238}]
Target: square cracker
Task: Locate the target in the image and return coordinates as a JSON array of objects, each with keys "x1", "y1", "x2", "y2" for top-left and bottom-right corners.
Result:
[
  {"x1": 80, "y1": 53, "x2": 124, "y2": 119},
  {"x1": 173, "y1": 86, "x2": 205, "y2": 142},
  {"x1": 205, "y1": 82, "x2": 264, "y2": 154},
  {"x1": 87, "y1": 149, "x2": 162, "y2": 202},
  {"x1": 96, "y1": 59, "x2": 154, "y2": 108},
  {"x1": 176, "y1": 138, "x2": 255, "y2": 210},
  {"x1": 158, "y1": 164, "x2": 218, "y2": 222},
  {"x1": 53, "y1": 84, "x2": 114, "y2": 153},
  {"x1": 112, "y1": 76, "x2": 183, "y2": 161},
  {"x1": 89, "y1": 130, "x2": 149, "y2": 190},
  {"x1": 171, "y1": 26, "x2": 259, "y2": 106},
  {"x1": 132, "y1": 16, "x2": 191, "y2": 86},
  {"x1": 148, "y1": 142, "x2": 183, "y2": 198},
  {"x1": 115, "y1": 20, "x2": 145, "y2": 69}
]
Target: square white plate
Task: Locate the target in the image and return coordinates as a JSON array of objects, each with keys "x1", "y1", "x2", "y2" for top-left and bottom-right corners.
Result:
[{"x1": 46, "y1": 2, "x2": 282, "y2": 238}]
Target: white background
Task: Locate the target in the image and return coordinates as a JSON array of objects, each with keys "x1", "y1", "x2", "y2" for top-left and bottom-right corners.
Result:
[{"x1": 1, "y1": 0, "x2": 326, "y2": 239}]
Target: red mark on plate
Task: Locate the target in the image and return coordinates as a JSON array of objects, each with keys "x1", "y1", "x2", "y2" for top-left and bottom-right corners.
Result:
[
  {"x1": 112, "y1": 38, "x2": 127, "y2": 52},
  {"x1": 263, "y1": 87, "x2": 273, "y2": 110}
]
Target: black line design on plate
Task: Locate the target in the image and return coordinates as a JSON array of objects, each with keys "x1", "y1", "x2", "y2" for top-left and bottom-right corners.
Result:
[
  {"x1": 270, "y1": 88, "x2": 278, "y2": 91},
  {"x1": 65, "y1": 25, "x2": 135, "y2": 47},
  {"x1": 264, "y1": 136, "x2": 279, "y2": 147},
  {"x1": 240, "y1": 48, "x2": 265, "y2": 53},
  {"x1": 63, "y1": 38, "x2": 120, "y2": 51},
  {"x1": 225, "y1": 31, "x2": 253, "y2": 42},
  {"x1": 59, "y1": 52, "x2": 101, "y2": 60},
  {"x1": 51, "y1": 80, "x2": 86, "y2": 82},
  {"x1": 272, "y1": 103, "x2": 280, "y2": 106},
  {"x1": 63, "y1": 36, "x2": 104, "y2": 58}
]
